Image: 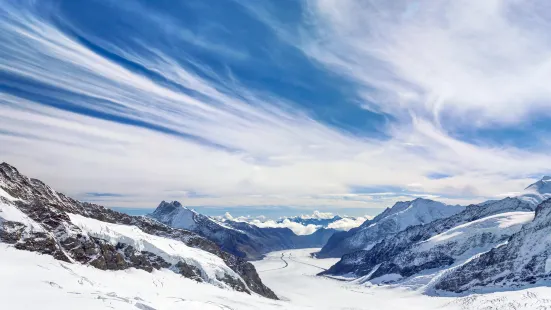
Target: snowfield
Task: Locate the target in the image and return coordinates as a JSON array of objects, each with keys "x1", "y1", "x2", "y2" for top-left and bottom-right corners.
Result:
[
  {"x1": 3, "y1": 246, "x2": 551, "y2": 309},
  {"x1": 416, "y1": 211, "x2": 534, "y2": 251}
]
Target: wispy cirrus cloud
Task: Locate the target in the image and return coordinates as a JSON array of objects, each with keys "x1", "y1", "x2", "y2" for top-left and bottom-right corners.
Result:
[
  {"x1": 1, "y1": 0, "x2": 551, "y2": 213},
  {"x1": 300, "y1": 0, "x2": 551, "y2": 127}
]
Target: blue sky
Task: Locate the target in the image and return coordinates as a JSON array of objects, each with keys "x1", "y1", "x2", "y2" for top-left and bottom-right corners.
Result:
[{"x1": 2, "y1": 0, "x2": 551, "y2": 218}]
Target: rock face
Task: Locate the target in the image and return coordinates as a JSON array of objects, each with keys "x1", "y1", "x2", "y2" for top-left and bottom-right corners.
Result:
[
  {"x1": 317, "y1": 198, "x2": 465, "y2": 258},
  {"x1": 435, "y1": 199, "x2": 551, "y2": 293},
  {"x1": 0, "y1": 162, "x2": 277, "y2": 300},
  {"x1": 149, "y1": 201, "x2": 336, "y2": 260},
  {"x1": 321, "y1": 197, "x2": 535, "y2": 280}
]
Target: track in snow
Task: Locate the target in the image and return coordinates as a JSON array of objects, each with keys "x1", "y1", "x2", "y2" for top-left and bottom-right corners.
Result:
[
  {"x1": 287, "y1": 253, "x2": 327, "y2": 271},
  {"x1": 259, "y1": 253, "x2": 289, "y2": 272}
]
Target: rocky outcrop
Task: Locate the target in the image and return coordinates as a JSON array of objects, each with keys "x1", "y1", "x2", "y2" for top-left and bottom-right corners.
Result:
[{"x1": 0, "y1": 162, "x2": 277, "y2": 300}]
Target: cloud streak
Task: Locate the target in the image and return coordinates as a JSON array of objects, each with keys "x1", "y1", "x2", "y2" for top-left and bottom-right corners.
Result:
[{"x1": 1, "y1": 1, "x2": 551, "y2": 212}]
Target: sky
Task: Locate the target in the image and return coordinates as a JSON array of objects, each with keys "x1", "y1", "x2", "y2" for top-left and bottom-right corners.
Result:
[{"x1": 2, "y1": 0, "x2": 551, "y2": 218}]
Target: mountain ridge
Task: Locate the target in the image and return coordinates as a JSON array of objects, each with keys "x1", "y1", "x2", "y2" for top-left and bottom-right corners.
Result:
[
  {"x1": 0, "y1": 162, "x2": 277, "y2": 299},
  {"x1": 148, "y1": 200, "x2": 337, "y2": 260}
]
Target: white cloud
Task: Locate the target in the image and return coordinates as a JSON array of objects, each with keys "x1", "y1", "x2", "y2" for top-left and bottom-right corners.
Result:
[
  {"x1": 297, "y1": 210, "x2": 335, "y2": 220},
  {"x1": 223, "y1": 211, "x2": 370, "y2": 234},
  {"x1": 1, "y1": 1, "x2": 551, "y2": 212},
  {"x1": 302, "y1": 0, "x2": 551, "y2": 126},
  {"x1": 327, "y1": 217, "x2": 370, "y2": 231}
]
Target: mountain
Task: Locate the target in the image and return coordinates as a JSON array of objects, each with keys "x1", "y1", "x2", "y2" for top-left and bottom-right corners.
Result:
[
  {"x1": 148, "y1": 201, "x2": 337, "y2": 260},
  {"x1": 520, "y1": 175, "x2": 551, "y2": 205},
  {"x1": 278, "y1": 212, "x2": 344, "y2": 227},
  {"x1": 435, "y1": 198, "x2": 551, "y2": 293},
  {"x1": 0, "y1": 163, "x2": 277, "y2": 299},
  {"x1": 321, "y1": 197, "x2": 534, "y2": 280},
  {"x1": 316, "y1": 198, "x2": 465, "y2": 258}
]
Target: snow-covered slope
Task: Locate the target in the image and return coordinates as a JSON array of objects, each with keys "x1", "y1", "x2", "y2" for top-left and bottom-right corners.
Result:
[
  {"x1": 322, "y1": 197, "x2": 534, "y2": 280},
  {"x1": 0, "y1": 243, "x2": 294, "y2": 310},
  {"x1": 0, "y1": 162, "x2": 277, "y2": 299},
  {"x1": 435, "y1": 199, "x2": 551, "y2": 293},
  {"x1": 149, "y1": 201, "x2": 337, "y2": 260},
  {"x1": 69, "y1": 213, "x2": 244, "y2": 289},
  {"x1": 317, "y1": 198, "x2": 465, "y2": 258},
  {"x1": 520, "y1": 176, "x2": 551, "y2": 205},
  {"x1": 381, "y1": 211, "x2": 533, "y2": 282}
]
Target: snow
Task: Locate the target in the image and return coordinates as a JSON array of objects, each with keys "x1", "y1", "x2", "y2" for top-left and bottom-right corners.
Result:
[
  {"x1": 253, "y1": 249, "x2": 456, "y2": 309},
  {"x1": 3, "y1": 245, "x2": 551, "y2": 309},
  {"x1": 0, "y1": 201, "x2": 44, "y2": 232},
  {"x1": 520, "y1": 176, "x2": 551, "y2": 205},
  {"x1": 369, "y1": 273, "x2": 403, "y2": 284},
  {"x1": 0, "y1": 244, "x2": 290, "y2": 310},
  {"x1": 416, "y1": 211, "x2": 534, "y2": 251},
  {"x1": 68, "y1": 213, "x2": 243, "y2": 289},
  {"x1": 388, "y1": 200, "x2": 465, "y2": 230},
  {"x1": 164, "y1": 207, "x2": 196, "y2": 229}
]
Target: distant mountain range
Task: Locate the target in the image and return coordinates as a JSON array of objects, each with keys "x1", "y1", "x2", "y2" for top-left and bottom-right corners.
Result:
[{"x1": 149, "y1": 201, "x2": 338, "y2": 260}]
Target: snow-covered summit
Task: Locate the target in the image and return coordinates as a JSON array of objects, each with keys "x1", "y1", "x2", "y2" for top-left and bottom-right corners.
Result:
[
  {"x1": 150, "y1": 201, "x2": 200, "y2": 230},
  {"x1": 317, "y1": 198, "x2": 465, "y2": 258},
  {"x1": 521, "y1": 175, "x2": 551, "y2": 205}
]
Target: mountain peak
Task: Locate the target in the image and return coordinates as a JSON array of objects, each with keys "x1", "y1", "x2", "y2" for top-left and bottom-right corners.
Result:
[
  {"x1": 152, "y1": 200, "x2": 189, "y2": 216},
  {"x1": 520, "y1": 176, "x2": 551, "y2": 205}
]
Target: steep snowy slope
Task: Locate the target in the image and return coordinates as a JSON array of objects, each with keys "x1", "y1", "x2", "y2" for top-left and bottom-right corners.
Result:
[
  {"x1": 435, "y1": 199, "x2": 551, "y2": 293},
  {"x1": 371, "y1": 211, "x2": 533, "y2": 282},
  {"x1": 317, "y1": 198, "x2": 465, "y2": 258},
  {"x1": 322, "y1": 197, "x2": 534, "y2": 279},
  {"x1": 0, "y1": 162, "x2": 276, "y2": 299},
  {"x1": 520, "y1": 176, "x2": 551, "y2": 205},
  {"x1": 149, "y1": 201, "x2": 336, "y2": 260}
]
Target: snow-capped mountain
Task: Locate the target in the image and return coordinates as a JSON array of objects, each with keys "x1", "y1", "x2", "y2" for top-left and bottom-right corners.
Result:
[
  {"x1": 278, "y1": 211, "x2": 344, "y2": 227},
  {"x1": 148, "y1": 201, "x2": 337, "y2": 260},
  {"x1": 316, "y1": 198, "x2": 465, "y2": 258},
  {"x1": 520, "y1": 175, "x2": 551, "y2": 205},
  {"x1": 435, "y1": 199, "x2": 551, "y2": 293},
  {"x1": 321, "y1": 197, "x2": 534, "y2": 280},
  {"x1": 320, "y1": 176, "x2": 551, "y2": 293},
  {"x1": 0, "y1": 163, "x2": 277, "y2": 299}
]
